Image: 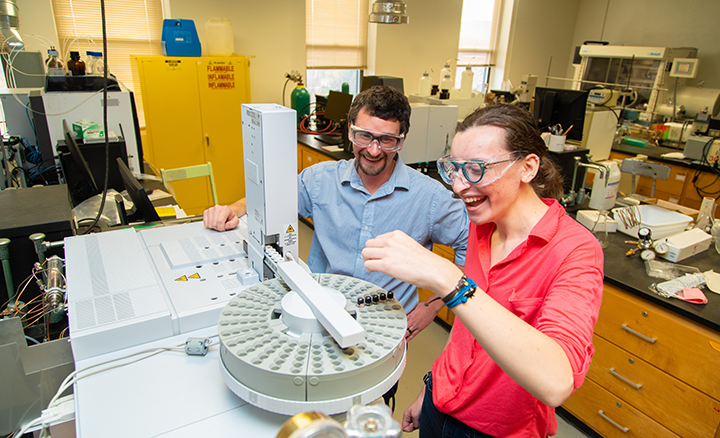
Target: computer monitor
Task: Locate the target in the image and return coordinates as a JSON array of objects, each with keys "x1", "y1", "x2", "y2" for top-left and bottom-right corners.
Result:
[
  {"x1": 324, "y1": 90, "x2": 353, "y2": 122},
  {"x1": 360, "y1": 76, "x2": 404, "y2": 94},
  {"x1": 62, "y1": 119, "x2": 99, "y2": 204},
  {"x1": 533, "y1": 87, "x2": 589, "y2": 141},
  {"x1": 323, "y1": 91, "x2": 354, "y2": 151},
  {"x1": 116, "y1": 157, "x2": 161, "y2": 223}
]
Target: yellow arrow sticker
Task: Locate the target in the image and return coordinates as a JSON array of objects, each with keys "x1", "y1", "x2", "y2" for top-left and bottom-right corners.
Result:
[
  {"x1": 189, "y1": 273, "x2": 201, "y2": 279},
  {"x1": 175, "y1": 275, "x2": 188, "y2": 282}
]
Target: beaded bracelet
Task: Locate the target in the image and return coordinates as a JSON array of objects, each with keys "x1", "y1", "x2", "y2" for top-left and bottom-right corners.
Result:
[{"x1": 442, "y1": 275, "x2": 477, "y2": 309}]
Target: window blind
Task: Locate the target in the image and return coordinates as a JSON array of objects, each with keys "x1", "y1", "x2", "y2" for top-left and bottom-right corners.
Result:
[
  {"x1": 457, "y1": 0, "x2": 501, "y2": 66},
  {"x1": 51, "y1": 0, "x2": 164, "y2": 125},
  {"x1": 306, "y1": 0, "x2": 369, "y2": 69}
]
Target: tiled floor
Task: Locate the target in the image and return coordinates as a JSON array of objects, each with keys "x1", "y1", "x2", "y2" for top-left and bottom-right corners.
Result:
[{"x1": 298, "y1": 221, "x2": 591, "y2": 437}]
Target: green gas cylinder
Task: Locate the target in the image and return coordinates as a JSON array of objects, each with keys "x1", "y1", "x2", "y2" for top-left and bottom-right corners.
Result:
[{"x1": 291, "y1": 84, "x2": 310, "y2": 125}]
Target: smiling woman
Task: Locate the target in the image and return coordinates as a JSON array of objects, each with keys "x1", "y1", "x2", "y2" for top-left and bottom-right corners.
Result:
[{"x1": 362, "y1": 104, "x2": 604, "y2": 438}]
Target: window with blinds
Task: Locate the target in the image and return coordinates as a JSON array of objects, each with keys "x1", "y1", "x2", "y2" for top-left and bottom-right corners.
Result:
[
  {"x1": 456, "y1": 0, "x2": 501, "y2": 91},
  {"x1": 305, "y1": 0, "x2": 368, "y2": 103},
  {"x1": 306, "y1": 0, "x2": 369, "y2": 69},
  {"x1": 51, "y1": 0, "x2": 164, "y2": 126}
]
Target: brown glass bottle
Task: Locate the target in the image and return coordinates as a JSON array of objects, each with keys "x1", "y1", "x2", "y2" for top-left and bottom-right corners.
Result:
[{"x1": 67, "y1": 51, "x2": 86, "y2": 76}]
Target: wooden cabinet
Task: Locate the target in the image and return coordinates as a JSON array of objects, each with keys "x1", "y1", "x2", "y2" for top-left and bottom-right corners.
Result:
[
  {"x1": 610, "y1": 151, "x2": 719, "y2": 214},
  {"x1": 298, "y1": 143, "x2": 334, "y2": 173},
  {"x1": 563, "y1": 284, "x2": 720, "y2": 437},
  {"x1": 418, "y1": 244, "x2": 456, "y2": 326},
  {"x1": 135, "y1": 55, "x2": 251, "y2": 215}
]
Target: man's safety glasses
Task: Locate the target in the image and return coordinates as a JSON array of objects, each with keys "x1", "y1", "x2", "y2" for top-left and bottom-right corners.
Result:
[{"x1": 349, "y1": 125, "x2": 405, "y2": 152}]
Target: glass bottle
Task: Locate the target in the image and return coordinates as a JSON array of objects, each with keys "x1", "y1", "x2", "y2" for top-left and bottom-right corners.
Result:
[
  {"x1": 591, "y1": 210, "x2": 610, "y2": 248},
  {"x1": 67, "y1": 51, "x2": 86, "y2": 76},
  {"x1": 694, "y1": 197, "x2": 716, "y2": 234},
  {"x1": 45, "y1": 47, "x2": 65, "y2": 76}
]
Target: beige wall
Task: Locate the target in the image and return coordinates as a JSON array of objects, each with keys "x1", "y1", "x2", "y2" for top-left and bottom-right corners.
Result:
[
  {"x1": 502, "y1": 0, "x2": 580, "y2": 91},
  {"x1": 16, "y1": 1, "x2": 720, "y2": 104},
  {"x1": 169, "y1": 0, "x2": 306, "y2": 105},
  {"x1": 16, "y1": 0, "x2": 59, "y2": 52},
  {"x1": 568, "y1": 0, "x2": 720, "y2": 89},
  {"x1": 371, "y1": 0, "x2": 463, "y2": 96}
]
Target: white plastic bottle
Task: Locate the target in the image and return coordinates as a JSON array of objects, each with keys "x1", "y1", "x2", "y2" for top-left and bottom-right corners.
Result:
[
  {"x1": 440, "y1": 73, "x2": 453, "y2": 92},
  {"x1": 460, "y1": 66, "x2": 474, "y2": 98},
  {"x1": 205, "y1": 17, "x2": 235, "y2": 56},
  {"x1": 589, "y1": 161, "x2": 621, "y2": 210},
  {"x1": 440, "y1": 61, "x2": 452, "y2": 84},
  {"x1": 418, "y1": 71, "x2": 432, "y2": 96}
]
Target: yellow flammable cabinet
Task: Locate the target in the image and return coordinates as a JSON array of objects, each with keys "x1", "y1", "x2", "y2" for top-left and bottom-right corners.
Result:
[{"x1": 134, "y1": 55, "x2": 251, "y2": 215}]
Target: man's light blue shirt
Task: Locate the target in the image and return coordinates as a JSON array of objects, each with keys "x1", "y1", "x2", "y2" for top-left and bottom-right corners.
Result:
[{"x1": 297, "y1": 156, "x2": 469, "y2": 312}]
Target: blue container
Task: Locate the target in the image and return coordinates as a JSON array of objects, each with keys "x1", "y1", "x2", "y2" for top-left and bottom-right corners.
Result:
[{"x1": 161, "y1": 19, "x2": 201, "y2": 57}]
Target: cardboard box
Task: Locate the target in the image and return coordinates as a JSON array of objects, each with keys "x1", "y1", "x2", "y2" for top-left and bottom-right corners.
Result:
[
  {"x1": 72, "y1": 119, "x2": 104, "y2": 140},
  {"x1": 660, "y1": 228, "x2": 713, "y2": 262}
]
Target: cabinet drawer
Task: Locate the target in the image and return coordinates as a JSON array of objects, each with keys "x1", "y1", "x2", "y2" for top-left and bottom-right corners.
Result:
[
  {"x1": 564, "y1": 378, "x2": 680, "y2": 437},
  {"x1": 590, "y1": 335, "x2": 720, "y2": 438},
  {"x1": 596, "y1": 284, "x2": 720, "y2": 400}
]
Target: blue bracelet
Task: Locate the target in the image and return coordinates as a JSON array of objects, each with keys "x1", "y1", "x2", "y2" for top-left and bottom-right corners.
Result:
[{"x1": 445, "y1": 277, "x2": 477, "y2": 309}]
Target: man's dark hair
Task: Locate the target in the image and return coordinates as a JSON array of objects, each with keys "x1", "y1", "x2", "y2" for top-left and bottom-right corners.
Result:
[
  {"x1": 457, "y1": 104, "x2": 564, "y2": 199},
  {"x1": 347, "y1": 85, "x2": 411, "y2": 135}
]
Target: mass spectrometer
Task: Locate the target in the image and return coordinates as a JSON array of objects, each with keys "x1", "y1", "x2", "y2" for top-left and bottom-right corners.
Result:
[{"x1": 63, "y1": 104, "x2": 406, "y2": 422}]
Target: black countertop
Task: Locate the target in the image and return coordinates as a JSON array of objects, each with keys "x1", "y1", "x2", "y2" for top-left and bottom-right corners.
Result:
[
  {"x1": 600, "y1": 224, "x2": 720, "y2": 332},
  {"x1": 612, "y1": 141, "x2": 715, "y2": 172},
  {"x1": 298, "y1": 133, "x2": 354, "y2": 161}
]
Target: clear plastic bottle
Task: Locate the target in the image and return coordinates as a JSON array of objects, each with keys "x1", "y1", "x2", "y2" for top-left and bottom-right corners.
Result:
[
  {"x1": 418, "y1": 71, "x2": 431, "y2": 96},
  {"x1": 85, "y1": 51, "x2": 104, "y2": 75},
  {"x1": 45, "y1": 47, "x2": 65, "y2": 76}
]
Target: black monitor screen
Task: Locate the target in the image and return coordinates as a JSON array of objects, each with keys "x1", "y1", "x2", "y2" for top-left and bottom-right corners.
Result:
[
  {"x1": 533, "y1": 87, "x2": 588, "y2": 141},
  {"x1": 324, "y1": 91, "x2": 353, "y2": 122},
  {"x1": 116, "y1": 157, "x2": 160, "y2": 223},
  {"x1": 63, "y1": 119, "x2": 98, "y2": 193}
]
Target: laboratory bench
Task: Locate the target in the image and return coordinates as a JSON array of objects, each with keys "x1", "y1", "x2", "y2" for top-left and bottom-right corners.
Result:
[
  {"x1": 561, "y1": 224, "x2": 720, "y2": 437},
  {"x1": 610, "y1": 141, "x2": 720, "y2": 213}
]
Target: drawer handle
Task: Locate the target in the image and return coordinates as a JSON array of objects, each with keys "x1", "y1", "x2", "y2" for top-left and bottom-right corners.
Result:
[
  {"x1": 621, "y1": 323, "x2": 656, "y2": 343},
  {"x1": 609, "y1": 367, "x2": 642, "y2": 389},
  {"x1": 598, "y1": 410, "x2": 630, "y2": 433}
]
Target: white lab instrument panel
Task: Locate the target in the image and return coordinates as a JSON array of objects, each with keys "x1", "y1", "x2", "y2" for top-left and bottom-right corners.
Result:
[
  {"x1": 40, "y1": 90, "x2": 143, "y2": 173},
  {"x1": 66, "y1": 220, "x2": 256, "y2": 361},
  {"x1": 401, "y1": 103, "x2": 458, "y2": 164},
  {"x1": 242, "y1": 104, "x2": 299, "y2": 278}
]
